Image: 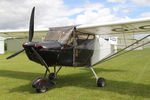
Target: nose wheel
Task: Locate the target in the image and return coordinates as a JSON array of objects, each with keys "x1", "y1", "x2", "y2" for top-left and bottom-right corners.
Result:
[
  {"x1": 32, "y1": 66, "x2": 62, "y2": 93},
  {"x1": 32, "y1": 77, "x2": 55, "y2": 93},
  {"x1": 36, "y1": 85, "x2": 47, "y2": 93}
]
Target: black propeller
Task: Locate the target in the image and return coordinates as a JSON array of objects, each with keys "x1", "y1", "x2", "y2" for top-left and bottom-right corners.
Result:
[
  {"x1": 6, "y1": 7, "x2": 35, "y2": 59},
  {"x1": 6, "y1": 49, "x2": 24, "y2": 59},
  {"x1": 29, "y1": 7, "x2": 35, "y2": 42}
]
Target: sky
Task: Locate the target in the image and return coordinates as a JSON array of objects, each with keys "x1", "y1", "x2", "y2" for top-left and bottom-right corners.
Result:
[{"x1": 0, "y1": 0, "x2": 150, "y2": 31}]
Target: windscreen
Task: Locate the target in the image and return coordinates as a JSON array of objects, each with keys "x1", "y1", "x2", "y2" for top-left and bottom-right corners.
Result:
[{"x1": 44, "y1": 26, "x2": 75, "y2": 44}]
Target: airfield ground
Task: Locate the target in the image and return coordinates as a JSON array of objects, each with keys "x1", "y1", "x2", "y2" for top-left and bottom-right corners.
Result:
[{"x1": 0, "y1": 49, "x2": 150, "y2": 100}]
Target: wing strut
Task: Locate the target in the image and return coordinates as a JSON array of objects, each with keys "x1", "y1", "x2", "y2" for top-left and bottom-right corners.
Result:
[{"x1": 93, "y1": 34, "x2": 150, "y2": 66}]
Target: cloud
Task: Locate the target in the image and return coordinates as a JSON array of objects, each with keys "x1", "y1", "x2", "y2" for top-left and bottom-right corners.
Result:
[
  {"x1": 37, "y1": 2, "x2": 122, "y2": 27},
  {"x1": 76, "y1": 3, "x2": 119, "y2": 24},
  {"x1": 131, "y1": 0, "x2": 150, "y2": 6},
  {"x1": 107, "y1": 0, "x2": 126, "y2": 3},
  {"x1": 0, "y1": 0, "x2": 84, "y2": 30},
  {"x1": 140, "y1": 12, "x2": 150, "y2": 17},
  {"x1": 0, "y1": 0, "x2": 35, "y2": 30},
  {"x1": 0, "y1": 0, "x2": 130, "y2": 31},
  {"x1": 107, "y1": 0, "x2": 150, "y2": 6}
]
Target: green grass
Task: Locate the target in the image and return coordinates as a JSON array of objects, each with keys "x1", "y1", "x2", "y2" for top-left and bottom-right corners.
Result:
[{"x1": 0, "y1": 49, "x2": 150, "y2": 100}]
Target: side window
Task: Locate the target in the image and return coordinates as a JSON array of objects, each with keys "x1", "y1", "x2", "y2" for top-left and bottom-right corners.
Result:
[{"x1": 76, "y1": 34, "x2": 95, "y2": 45}]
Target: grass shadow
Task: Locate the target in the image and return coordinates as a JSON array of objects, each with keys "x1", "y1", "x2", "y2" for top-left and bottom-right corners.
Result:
[
  {"x1": 0, "y1": 69, "x2": 42, "y2": 81},
  {"x1": 55, "y1": 71, "x2": 150, "y2": 98},
  {"x1": 0, "y1": 69, "x2": 149, "y2": 98}
]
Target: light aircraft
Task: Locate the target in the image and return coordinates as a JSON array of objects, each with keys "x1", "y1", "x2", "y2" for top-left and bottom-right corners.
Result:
[{"x1": 7, "y1": 7, "x2": 150, "y2": 93}]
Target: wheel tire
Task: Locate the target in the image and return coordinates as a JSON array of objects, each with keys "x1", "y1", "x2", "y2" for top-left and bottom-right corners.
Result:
[
  {"x1": 36, "y1": 87, "x2": 47, "y2": 93},
  {"x1": 32, "y1": 78, "x2": 48, "y2": 93},
  {"x1": 48, "y1": 73, "x2": 55, "y2": 80},
  {"x1": 32, "y1": 77, "x2": 42, "y2": 88},
  {"x1": 97, "y1": 77, "x2": 106, "y2": 87}
]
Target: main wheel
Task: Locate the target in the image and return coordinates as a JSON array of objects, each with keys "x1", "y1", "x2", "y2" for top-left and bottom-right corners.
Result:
[
  {"x1": 32, "y1": 77, "x2": 42, "y2": 88},
  {"x1": 32, "y1": 78, "x2": 49, "y2": 93},
  {"x1": 36, "y1": 87, "x2": 47, "y2": 93},
  {"x1": 48, "y1": 73, "x2": 55, "y2": 80},
  {"x1": 97, "y1": 77, "x2": 106, "y2": 87}
]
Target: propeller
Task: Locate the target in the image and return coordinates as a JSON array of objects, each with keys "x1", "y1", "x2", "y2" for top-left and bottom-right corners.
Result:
[
  {"x1": 7, "y1": 7, "x2": 50, "y2": 73},
  {"x1": 6, "y1": 49, "x2": 24, "y2": 59},
  {"x1": 29, "y1": 7, "x2": 35, "y2": 42},
  {"x1": 6, "y1": 7, "x2": 35, "y2": 59}
]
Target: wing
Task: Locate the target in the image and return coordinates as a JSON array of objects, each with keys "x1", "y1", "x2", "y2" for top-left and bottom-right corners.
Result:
[{"x1": 76, "y1": 18, "x2": 150, "y2": 35}]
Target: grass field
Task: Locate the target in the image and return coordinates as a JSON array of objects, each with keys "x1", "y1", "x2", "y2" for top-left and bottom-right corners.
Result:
[{"x1": 0, "y1": 49, "x2": 150, "y2": 100}]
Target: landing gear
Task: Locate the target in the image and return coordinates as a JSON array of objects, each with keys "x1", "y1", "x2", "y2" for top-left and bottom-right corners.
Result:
[
  {"x1": 32, "y1": 66, "x2": 62, "y2": 93},
  {"x1": 89, "y1": 67, "x2": 106, "y2": 87}
]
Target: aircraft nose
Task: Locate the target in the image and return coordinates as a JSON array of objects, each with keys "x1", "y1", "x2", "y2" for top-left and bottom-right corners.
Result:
[
  {"x1": 23, "y1": 42, "x2": 35, "y2": 47},
  {"x1": 23, "y1": 42, "x2": 43, "y2": 49},
  {"x1": 34, "y1": 44, "x2": 42, "y2": 48},
  {"x1": 23, "y1": 42, "x2": 28, "y2": 47}
]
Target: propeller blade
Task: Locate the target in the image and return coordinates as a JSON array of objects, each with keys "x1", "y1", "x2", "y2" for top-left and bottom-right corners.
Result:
[
  {"x1": 31, "y1": 47, "x2": 50, "y2": 73},
  {"x1": 29, "y1": 7, "x2": 35, "y2": 42},
  {"x1": 6, "y1": 49, "x2": 24, "y2": 59}
]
